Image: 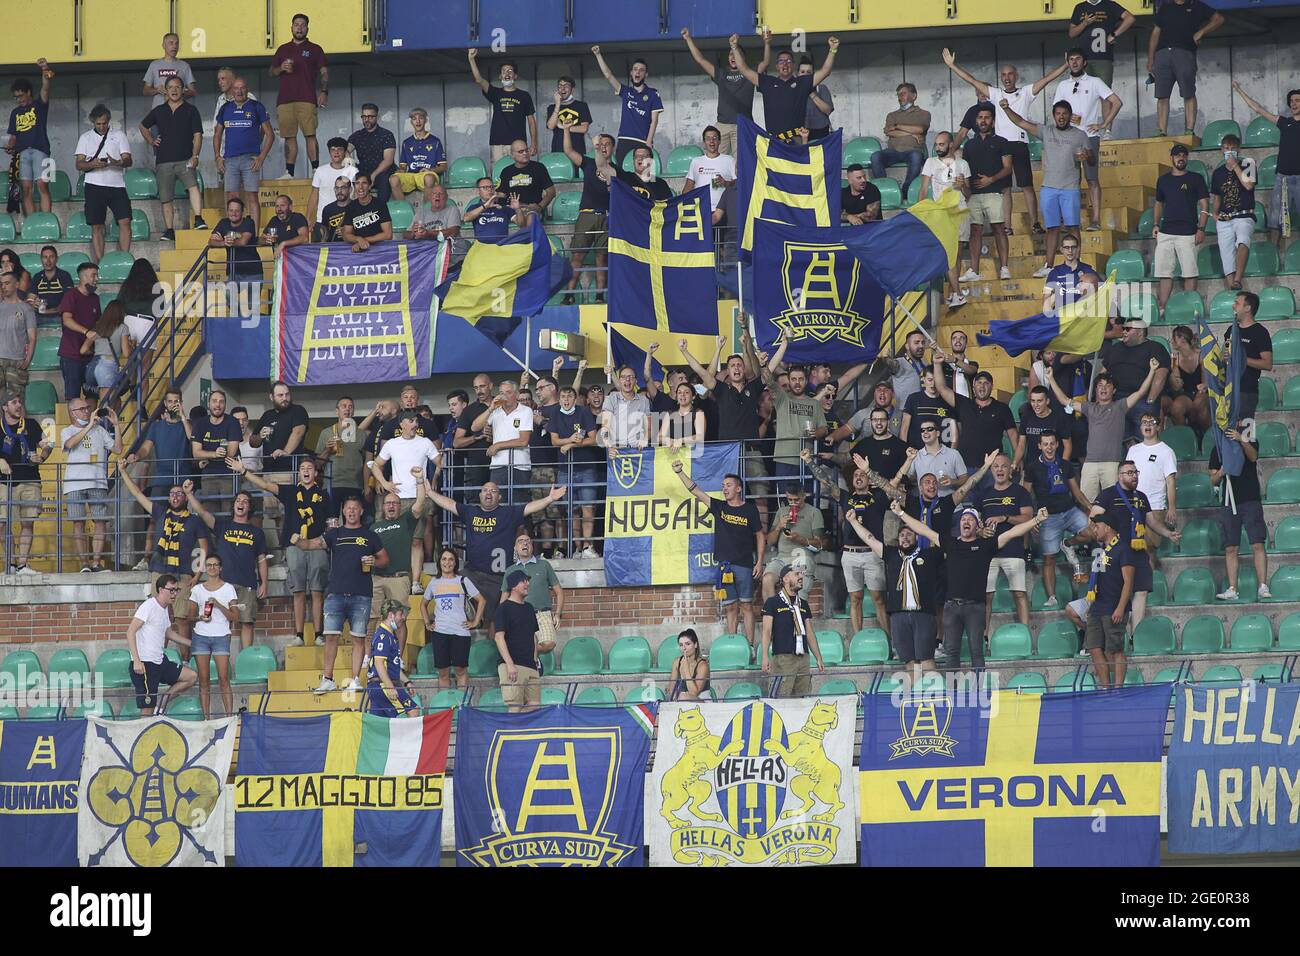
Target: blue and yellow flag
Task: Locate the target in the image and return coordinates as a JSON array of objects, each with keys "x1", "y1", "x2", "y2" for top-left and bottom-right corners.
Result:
[
  {"x1": 604, "y1": 442, "x2": 741, "y2": 586},
  {"x1": 1196, "y1": 311, "x2": 1245, "y2": 476},
  {"x1": 860, "y1": 686, "x2": 1169, "y2": 866},
  {"x1": 235, "y1": 712, "x2": 450, "y2": 867},
  {"x1": 977, "y1": 278, "x2": 1116, "y2": 358},
  {"x1": 736, "y1": 115, "x2": 841, "y2": 258},
  {"x1": 437, "y1": 216, "x2": 572, "y2": 346},
  {"x1": 0, "y1": 719, "x2": 84, "y2": 867},
  {"x1": 455, "y1": 704, "x2": 655, "y2": 867}
]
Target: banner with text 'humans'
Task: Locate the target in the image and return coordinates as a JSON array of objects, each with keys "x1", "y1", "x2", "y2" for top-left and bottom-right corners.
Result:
[{"x1": 271, "y1": 241, "x2": 450, "y2": 385}]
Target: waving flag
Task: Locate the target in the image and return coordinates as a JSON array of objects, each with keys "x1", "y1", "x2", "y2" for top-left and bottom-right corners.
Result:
[
  {"x1": 0, "y1": 719, "x2": 85, "y2": 867},
  {"x1": 977, "y1": 278, "x2": 1116, "y2": 357},
  {"x1": 737, "y1": 115, "x2": 841, "y2": 257},
  {"x1": 1197, "y1": 312, "x2": 1245, "y2": 477}
]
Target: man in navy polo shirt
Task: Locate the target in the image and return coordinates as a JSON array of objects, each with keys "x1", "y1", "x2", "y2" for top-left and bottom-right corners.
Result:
[{"x1": 592, "y1": 47, "x2": 665, "y2": 167}]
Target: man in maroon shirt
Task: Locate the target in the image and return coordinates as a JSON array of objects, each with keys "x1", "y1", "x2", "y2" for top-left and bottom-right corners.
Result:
[
  {"x1": 57, "y1": 262, "x2": 100, "y2": 402},
  {"x1": 270, "y1": 13, "x2": 328, "y2": 178}
]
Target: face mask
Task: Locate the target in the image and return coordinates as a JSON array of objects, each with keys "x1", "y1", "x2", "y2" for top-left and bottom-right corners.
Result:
[
  {"x1": 1223, "y1": 150, "x2": 1237, "y2": 161},
  {"x1": 693, "y1": 383, "x2": 708, "y2": 397},
  {"x1": 85, "y1": 284, "x2": 97, "y2": 295},
  {"x1": 502, "y1": 78, "x2": 515, "y2": 89}
]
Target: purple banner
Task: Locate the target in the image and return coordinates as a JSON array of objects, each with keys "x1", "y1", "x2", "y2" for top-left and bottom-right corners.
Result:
[{"x1": 271, "y1": 241, "x2": 448, "y2": 385}]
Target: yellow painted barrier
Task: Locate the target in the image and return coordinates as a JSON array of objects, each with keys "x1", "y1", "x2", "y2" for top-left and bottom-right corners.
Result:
[{"x1": 757, "y1": 0, "x2": 1149, "y2": 35}]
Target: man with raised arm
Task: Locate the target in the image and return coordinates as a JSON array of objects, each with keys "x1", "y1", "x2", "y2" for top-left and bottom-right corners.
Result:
[{"x1": 727, "y1": 33, "x2": 839, "y2": 144}]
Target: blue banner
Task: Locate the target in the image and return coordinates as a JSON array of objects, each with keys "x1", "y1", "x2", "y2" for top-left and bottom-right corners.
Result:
[
  {"x1": 1168, "y1": 683, "x2": 1300, "y2": 855},
  {"x1": 859, "y1": 687, "x2": 1169, "y2": 866},
  {"x1": 0, "y1": 719, "x2": 84, "y2": 867},
  {"x1": 455, "y1": 704, "x2": 655, "y2": 866},
  {"x1": 736, "y1": 116, "x2": 841, "y2": 258}
]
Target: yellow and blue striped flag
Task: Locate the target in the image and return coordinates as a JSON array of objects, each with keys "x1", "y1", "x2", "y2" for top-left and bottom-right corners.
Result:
[
  {"x1": 977, "y1": 277, "x2": 1116, "y2": 357},
  {"x1": 736, "y1": 115, "x2": 841, "y2": 258},
  {"x1": 1196, "y1": 311, "x2": 1245, "y2": 475}
]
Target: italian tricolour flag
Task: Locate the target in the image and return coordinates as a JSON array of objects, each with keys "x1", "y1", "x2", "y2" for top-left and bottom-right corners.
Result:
[{"x1": 355, "y1": 712, "x2": 451, "y2": 776}]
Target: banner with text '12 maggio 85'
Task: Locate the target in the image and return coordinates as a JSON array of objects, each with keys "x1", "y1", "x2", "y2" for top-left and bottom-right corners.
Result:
[{"x1": 271, "y1": 240, "x2": 450, "y2": 386}]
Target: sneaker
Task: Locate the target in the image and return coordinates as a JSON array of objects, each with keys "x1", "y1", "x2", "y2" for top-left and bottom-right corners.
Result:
[
  {"x1": 13, "y1": 565, "x2": 37, "y2": 575},
  {"x1": 1257, "y1": 584, "x2": 1273, "y2": 600},
  {"x1": 133, "y1": 557, "x2": 149, "y2": 571},
  {"x1": 411, "y1": 581, "x2": 423, "y2": 595},
  {"x1": 945, "y1": 292, "x2": 968, "y2": 308},
  {"x1": 999, "y1": 266, "x2": 1011, "y2": 280},
  {"x1": 1150, "y1": 129, "x2": 1167, "y2": 139},
  {"x1": 1031, "y1": 222, "x2": 1046, "y2": 235},
  {"x1": 550, "y1": 549, "x2": 566, "y2": 560},
  {"x1": 161, "y1": 228, "x2": 176, "y2": 241},
  {"x1": 1086, "y1": 223, "x2": 1101, "y2": 231},
  {"x1": 561, "y1": 292, "x2": 576, "y2": 306},
  {"x1": 579, "y1": 546, "x2": 599, "y2": 559},
  {"x1": 343, "y1": 677, "x2": 363, "y2": 692},
  {"x1": 290, "y1": 634, "x2": 304, "y2": 646},
  {"x1": 958, "y1": 268, "x2": 981, "y2": 283},
  {"x1": 594, "y1": 292, "x2": 605, "y2": 304},
  {"x1": 1041, "y1": 596, "x2": 1059, "y2": 610},
  {"x1": 1078, "y1": 648, "x2": 1091, "y2": 658},
  {"x1": 1100, "y1": 128, "x2": 1113, "y2": 140},
  {"x1": 80, "y1": 565, "x2": 93, "y2": 573},
  {"x1": 933, "y1": 647, "x2": 948, "y2": 661},
  {"x1": 313, "y1": 677, "x2": 337, "y2": 695},
  {"x1": 1032, "y1": 264, "x2": 1052, "y2": 278},
  {"x1": 1215, "y1": 587, "x2": 1238, "y2": 601},
  {"x1": 193, "y1": 215, "x2": 207, "y2": 229},
  {"x1": 277, "y1": 171, "x2": 294, "y2": 180}
]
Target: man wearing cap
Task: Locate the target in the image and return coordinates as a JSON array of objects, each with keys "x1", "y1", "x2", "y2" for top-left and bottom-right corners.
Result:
[
  {"x1": 1152, "y1": 144, "x2": 1209, "y2": 313},
  {"x1": 760, "y1": 564, "x2": 825, "y2": 698},
  {"x1": 0, "y1": 391, "x2": 52, "y2": 573},
  {"x1": 762, "y1": 483, "x2": 824, "y2": 601},
  {"x1": 367, "y1": 599, "x2": 419, "y2": 718},
  {"x1": 495, "y1": 568, "x2": 542, "y2": 712},
  {"x1": 932, "y1": 354, "x2": 1018, "y2": 500}
]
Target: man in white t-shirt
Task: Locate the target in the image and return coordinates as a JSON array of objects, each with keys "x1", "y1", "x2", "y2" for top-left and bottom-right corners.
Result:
[
  {"x1": 61, "y1": 399, "x2": 122, "y2": 572},
  {"x1": 683, "y1": 125, "x2": 737, "y2": 226},
  {"x1": 127, "y1": 574, "x2": 197, "y2": 715},
  {"x1": 371, "y1": 410, "x2": 436, "y2": 509},
  {"x1": 1127, "y1": 412, "x2": 1178, "y2": 562},
  {"x1": 75, "y1": 105, "x2": 134, "y2": 262},
  {"x1": 307, "y1": 136, "x2": 357, "y2": 227},
  {"x1": 1054, "y1": 48, "x2": 1123, "y2": 230},
  {"x1": 471, "y1": 381, "x2": 534, "y2": 503},
  {"x1": 920, "y1": 131, "x2": 973, "y2": 309}
]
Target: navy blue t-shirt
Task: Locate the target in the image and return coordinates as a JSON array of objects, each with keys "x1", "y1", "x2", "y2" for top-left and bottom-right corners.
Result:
[
  {"x1": 1090, "y1": 537, "x2": 1140, "y2": 618},
  {"x1": 976, "y1": 484, "x2": 1034, "y2": 559},
  {"x1": 149, "y1": 504, "x2": 207, "y2": 575},
  {"x1": 460, "y1": 503, "x2": 527, "y2": 574},
  {"x1": 323, "y1": 526, "x2": 383, "y2": 596},
  {"x1": 8, "y1": 98, "x2": 50, "y2": 154},
  {"x1": 468, "y1": 200, "x2": 510, "y2": 243},
  {"x1": 210, "y1": 517, "x2": 267, "y2": 588},
  {"x1": 144, "y1": 418, "x2": 191, "y2": 491}
]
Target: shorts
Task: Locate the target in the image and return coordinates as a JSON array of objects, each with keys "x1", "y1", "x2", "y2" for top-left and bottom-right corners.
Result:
[
  {"x1": 276, "y1": 101, "x2": 319, "y2": 138},
  {"x1": 3, "y1": 481, "x2": 43, "y2": 522},
  {"x1": 1006, "y1": 141, "x2": 1033, "y2": 189},
  {"x1": 1039, "y1": 186, "x2": 1081, "y2": 229},
  {"x1": 430, "y1": 631, "x2": 471, "y2": 669},
  {"x1": 368, "y1": 683, "x2": 418, "y2": 718},
  {"x1": 1084, "y1": 614, "x2": 1127, "y2": 654},
  {"x1": 499, "y1": 663, "x2": 541, "y2": 707},
  {"x1": 986, "y1": 556, "x2": 1027, "y2": 593},
  {"x1": 223, "y1": 153, "x2": 261, "y2": 193},
  {"x1": 571, "y1": 464, "x2": 602, "y2": 504},
  {"x1": 0, "y1": 358, "x2": 29, "y2": 396},
  {"x1": 156, "y1": 159, "x2": 199, "y2": 200},
  {"x1": 1039, "y1": 508, "x2": 1089, "y2": 556},
  {"x1": 467, "y1": 568, "x2": 502, "y2": 627},
  {"x1": 90, "y1": 354, "x2": 120, "y2": 388},
  {"x1": 716, "y1": 560, "x2": 756, "y2": 607},
  {"x1": 152, "y1": 571, "x2": 195, "y2": 619},
  {"x1": 770, "y1": 653, "x2": 811, "y2": 698},
  {"x1": 1153, "y1": 47, "x2": 1198, "y2": 101},
  {"x1": 744, "y1": 452, "x2": 771, "y2": 499},
  {"x1": 1216, "y1": 217, "x2": 1254, "y2": 270},
  {"x1": 1082, "y1": 136, "x2": 1101, "y2": 183},
  {"x1": 371, "y1": 573, "x2": 412, "y2": 613},
  {"x1": 18, "y1": 148, "x2": 47, "y2": 182},
  {"x1": 1080, "y1": 460, "x2": 1119, "y2": 501},
  {"x1": 67, "y1": 487, "x2": 109, "y2": 520},
  {"x1": 1155, "y1": 233, "x2": 1198, "y2": 281},
  {"x1": 891, "y1": 610, "x2": 937, "y2": 663},
  {"x1": 131, "y1": 656, "x2": 184, "y2": 710},
  {"x1": 323, "y1": 592, "x2": 373, "y2": 637},
  {"x1": 1220, "y1": 499, "x2": 1267, "y2": 548},
  {"x1": 1268, "y1": 175, "x2": 1300, "y2": 232},
  {"x1": 394, "y1": 169, "x2": 440, "y2": 192},
  {"x1": 967, "y1": 192, "x2": 1004, "y2": 227},
  {"x1": 285, "y1": 544, "x2": 329, "y2": 593},
  {"x1": 489, "y1": 466, "x2": 530, "y2": 504},
  {"x1": 234, "y1": 584, "x2": 260, "y2": 624},
  {"x1": 83, "y1": 183, "x2": 132, "y2": 226},
  {"x1": 572, "y1": 211, "x2": 609, "y2": 255},
  {"x1": 842, "y1": 548, "x2": 885, "y2": 593},
  {"x1": 192, "y1": 631, "x2": 231, "y2": 656},
  {"x1": 1087, "y1": 60, "x2": 1115, "y2": 88}
]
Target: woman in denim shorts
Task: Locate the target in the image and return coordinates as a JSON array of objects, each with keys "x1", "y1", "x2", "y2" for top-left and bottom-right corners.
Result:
[{"x1": 189, "y1": 554, "x2": 239, "y2": 718}]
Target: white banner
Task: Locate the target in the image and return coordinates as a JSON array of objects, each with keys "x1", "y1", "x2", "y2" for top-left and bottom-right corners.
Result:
[
  {"x1": 647, "y1": 697, "x2": 858, "y2": 866},
  {"x1": 78, "y1": 717, "x2": 236, "y2": 867}
]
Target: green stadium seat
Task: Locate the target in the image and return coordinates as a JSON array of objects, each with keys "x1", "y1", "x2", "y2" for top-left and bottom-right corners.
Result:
[
  {"x1": 130, "y1": 208, "x2": 151, "y2": 240},
  {"x1": 25, "y1": 706, "x2": 61, "y2": 720},
  {"x1": 446, "y1": 156, "x2": 488, "y2": 189},
  {"x1": 724, "y1": 681, "x2": 763, "y2": 700},
  {"x1": 116, "y1": 700, "x2": 142, "y2": 720},
  {"x1": 1030, "y1": 575, "x2": 1073, "y2": 611},
  {"x1": 1283, "y1": 244, "x2": 1300, "y2": 278},
  {"x1": 1281, "y1": 376, "x2": 1300, "y2": 410},
  {"x1": 1272, "y1": 329, "x2": 1300, "y2": 364},
  {"x1": 623, "y1": 683, "x2": 666, "y2": 703},
  {"x1": 18, "y1": 251, "x2": 38, "y2": 272},
  {"x1": 1161, "y1": 425, "x2": 1198, "y2": 460},
  {"x1": 1132, "y1": 616, "x2": 1177, "y2": 655},
  {"x1": 47, "y1": 648, "x2": 90, "y2": 689},
  {"x1": 1161, "y1": 290, "x2": 1204, "y2": 326},
  {"x1": 1253, "y1": 664, "x2": 1291, "y2": 683},
  {"x1": 1255, "y1": 201, "x2": 1268, "y2": 233},
  {"x1": 1153, "y1": 665, "x2": 1187, "y2": 686},
  {"x1": 24, "y1": 380, "x2": 56, "y2": 416},
  {"x1": 467, "y1": 639, "x2": 501, "y2": 678},
  {"x1": 1266, "y1": 469, "x2": 1300, "y2": 504},
  {"x1": 124, "y1": 168, "x2": 158, "y2": 200},
  {"x1": 1273, "y1": 516, "x2": 1300, "y2": 552},
  {"x1": 1258, "y1": 375, "x2": 1279, "y2": 411},
  {"x1": 174, "y1": 167, "x2": 203, "y2": 198},
  {"x1": 1027, "y1": 137, "x2": 1043, "y2": 162},
  {"x1": 28, "y1": 335, "x2": 60, "y2": 371},
  {"x1": 814, "y1": 630, "x2": 844, "y2": 665},
  {"x1": 651, "y1": 636, "x2": 681, "y2": 673},
  {"x1": 1149, "y1": 570, "x2": 1170, "y2": 607},
  {"x1": 604, "y1": 635, "x2": 652, "y2": 674},
  {"x1": 477, "y1": 688, "x2": 507, "y2": 712},
  {"x1": 989, "y1": 624, "x2": 1032, "y2": 660},
  {"x1": 1034, "y1": 621, "x2": 1078, "y2": 658},
  {"x1": 1172, "y1": 567, "x2": 1216, "y2": 605},
  {"x1": 990, "y1": 580, "x2": 1015, "y2": 613},
  {"x1": 1174, "y1": 472, "x2": 1215, "y2": 508},
  {"x1": 1243, "y1": 116, "x2": 1281, "y2": 148},
  {"x1": 905, "y1": 176, "x2": 923, "y2": 207},
  {"x1": 1133, "y1": 207, "x2": 1154, "y2": 240},
  {"x1": 94, "y1": 648, "x2": 134, "y2": 689},
  {"x1": 1178, "y1": 518, "x2": 1222, "y2": 556},
  {"x1": 96, "y1": 251, "x2": 136, "y2": 284},
  {"x1": 1255, "y1": 154, "x2": 1277, "y2": 192},
  {"x1": 1005, "y1": 671, "x2": 1047, "y2": 693},
  {"x1": 387, "y1": 201, "x2": 415, "y2": 232},
  {"x1": 70, "y1": 700, "x2": 114, "y2": 719},
  {"x1": 415, "y1": 645, "x2": 436, "y2": 675},
  {"x1": 1259, "y1": 287, "x2": 1297, "y2": 319},
  {"x1": 620, "y1": 149, "x2": 662, "y2": 176},
  {"x1": 1185, "y1": 159, "x2": 1210, "y2": 188},
  {"x1": 1199, "y1": 120, "x2": 1240, "y2": 149},
  {"x1": 1121, "y1": 289, "x2": 1159, "y2": 325},
  {"x1": 554, "y1": 636, "x2": 603, "y2": 675},
  {"x1": 425, "y1": 688, "x2": 466, "y2": 712},
  {"x1": 1269, "y1": 565, "x2": 1300, "y2": 601},
  {"x1": 1150, "y1": 334, "x2": 1170, "y2": 355},
  {"x1": 1255, "y1": 420, "x2": 1292, "y2": 457},
  {"x1": 550, "y1": 190, "x2": 581, "y2": 224},
  {"x1": 1124, "y1": 669, "x2": 1146, "y2": 685},
  {"x1": 665, "y1": 145, "x2": 703, "y2": 177},
  {"x1": 1195, "y1": 245, "x2": 1224, "y2": 278},
  {"x1": 876, "y1": 179, "x2": 902, "y2": 211},
  {"x1": 1008, "y1": 388, "x2": 1028, "y2": 418},
  {"x1": 491, "y1": 154, "x2": 513, "y2": 183},
  {"x1": 1228, "y1": 613, "x2": 1273, "y2": 652},
  {"x1": 709, "y1": 633, "x2": 753, "y2": 670},
  {"x1": 538, "y1": 649, "x2": 556, "y2": 674},
  {"x1": 233, "y1": 645, "x2": 277, "y2": 683},
  {"x1": 1241, "y1": 241, "x2": 1279, "y2": 277},
  {"x1": 1279, "y1": 613, "x2": 1300, "y2": 650},
  {"x1": 1198, "y1": 664, "x2": 1243, "y2": 684},
  {"x1": 540, "y1": 151, "x2": 576, "y2": 183},
  {"x1": 541, "y1": 687, "x2": 568, "y2": 706},
  {"x1": 0, "y1": 213, "x2": 14, "y2": 243},
  {"x1": 547, "y1": 234, "x2": 566, "y2": 256},
  {"x1": 2, "y1": 650, "x2": 43, "y2": 691},
  {"x1": 816, "y1": 677, "x2": 859, "y2": 696},
  {"x1": 842, "y1": 627, "x2": 890, "y2": 665},
  {"x1": 1052, "y1": 671, "x2": 1097, "y2": 693},
  {"x1": 1105, "y1": 250, "x2": 1146, "y2": 283},
  {"x1": 63, "y1": 211, "x2": 91, "y2": 241},
  {"x1": 1179, "y1": 614, "x2": 1225, "y2": 653},
  {"x1": 1208, "y1": 289, "x2": 1237, "y2": 322},
  {"x1": 842, "y1": 137, "x2": 881, "y2": 167},
  {"x1": 873, "y1": 674, "x2": 903, "y2": 694},
  {"x1": 19, "y1": 212, "x2": 60, "y2": 242},
  {"x1": 166, "y1": 697, "x2": 204, "y2": 720}
]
